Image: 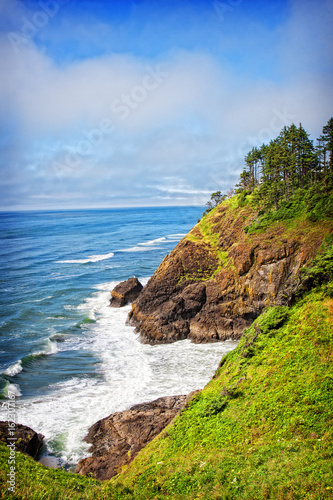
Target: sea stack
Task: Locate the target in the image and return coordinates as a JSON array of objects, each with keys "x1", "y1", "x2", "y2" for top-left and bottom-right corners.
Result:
[{"x1": 110, "y1": 277, "x2": 143, "y2": 307}]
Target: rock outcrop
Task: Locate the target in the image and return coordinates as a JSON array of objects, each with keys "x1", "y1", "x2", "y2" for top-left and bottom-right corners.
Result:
[
  {"x1": 110, "y1": 277, "x2": 143, "y2": 307},
  {"x1": 128, "y1": 202, "x2": 332, "y2": 343},
  {"x1": 75, "y1": 394, "x2": 193, "y2": 480},
  {"x1": 0, "y1": 421, "x2": 44, "y2": 459}
]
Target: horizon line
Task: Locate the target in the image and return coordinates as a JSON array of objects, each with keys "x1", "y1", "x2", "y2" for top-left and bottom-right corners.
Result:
[{"x1": 0, "y1": 204, "x2": 206, "y2": 213}]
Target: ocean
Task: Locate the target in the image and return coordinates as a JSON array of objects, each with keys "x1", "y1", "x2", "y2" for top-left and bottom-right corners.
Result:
[{"x1": 0, "y1": 207, "x2": 237, "y2": 468}]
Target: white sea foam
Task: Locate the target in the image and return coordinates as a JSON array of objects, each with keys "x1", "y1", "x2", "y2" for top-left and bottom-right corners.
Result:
[
  {"x1": 30, "y1": 296, "x2": 53, "y2": 303},
  {"x1": 138, "y1": 237, "x2": 167, "y2": 246},
  {"x1": 4, "y1": 360, "x2": 23, "y2": 377},
  {"x1": 120, "y1": 245, "x2": 158, "y2": 252},
  {"x1": 58, "y1": 252, "x2": 114, "y2": 264},
  {"x1": 120, "y1": 233, "x2": 185, "y2": 252},
  {"x1": 63, "y1": 305, "x2": 76, "y2": 311},
  {"x1": 0, "y1": 279, "x2": 237, "y2": 467},
  {"x1": 137, "y1": 276, "x2": 150, "y2": 287},
  {"x1": 167, "y1": 233, "x2": 187, "y2": 239},
  {"x1": 10, "y1": 296, "x2": 53, "y2": 306},
  {"x1": 57, "y1": 233, "x2": 185, "y2": 263},
  {"x1": 46, "y1": 340, "x2": 59, "y2": 355},
  {"x1": 28, "y1": 339, "x2": 59, "y2": 359},
  {"x1": 1, "y1": 339, "x2": 59, "y2": 387},
  {"x1": 5, "y1": 383, "x2": 22, "y2": 397}
]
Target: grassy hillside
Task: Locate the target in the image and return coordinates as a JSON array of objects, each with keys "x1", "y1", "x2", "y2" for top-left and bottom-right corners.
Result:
[{"x1": 1, "y1": 286, "x2": 332, "y2": 499}]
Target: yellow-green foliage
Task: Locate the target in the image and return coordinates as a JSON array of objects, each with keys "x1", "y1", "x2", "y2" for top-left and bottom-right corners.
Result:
[
  {"x1": 186, "y1": 199, "x2": 238, "y2": 276},
  {"x1": 0, "y1": 449, "x2": 102, "y2": 499}
]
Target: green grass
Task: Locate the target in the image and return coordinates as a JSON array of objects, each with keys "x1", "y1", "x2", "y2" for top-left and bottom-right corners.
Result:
[
  {"x1": 246, "y1": 186, "x2": 333, "y2": 234},
  {"x1": 0, "y1": 449, "x2": 103, "y2": 499},
  {"x1": 1, "y1": 290, "x2": 332, "y2": 499}
]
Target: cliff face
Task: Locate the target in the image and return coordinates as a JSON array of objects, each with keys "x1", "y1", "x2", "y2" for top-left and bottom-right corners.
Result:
[{"x1": 128, "y1": 198, "x2": 332, "y2": 343}]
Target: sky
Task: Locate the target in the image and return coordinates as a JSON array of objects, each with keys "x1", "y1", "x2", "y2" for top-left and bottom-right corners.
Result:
[{"x1": 0, "y1": 0, "x2": 332, "y2": 210}]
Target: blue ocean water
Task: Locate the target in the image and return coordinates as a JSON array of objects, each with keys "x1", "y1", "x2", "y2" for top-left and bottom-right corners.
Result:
[{"x1": 0, "y1": 207, "x2": 237, "y2": 467}]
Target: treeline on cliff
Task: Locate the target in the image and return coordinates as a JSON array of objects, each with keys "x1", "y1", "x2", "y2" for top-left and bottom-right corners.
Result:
[{"x1": 236, "y1": 117, "x2": 333, "y2": 218}]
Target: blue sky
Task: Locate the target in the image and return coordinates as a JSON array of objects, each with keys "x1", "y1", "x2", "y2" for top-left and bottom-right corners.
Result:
[{"x1": 0, "y1": 0, "x2": 332, "y2": 210}]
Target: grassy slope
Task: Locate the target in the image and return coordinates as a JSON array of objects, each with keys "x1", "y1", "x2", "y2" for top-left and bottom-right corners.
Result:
[
  {"x1": 1, "y1": 289, "x2": 332, "y2": 499},
  {"x1": 1, "y1": 191, "x2": 332, "y2": 499},
  {"x1": 109, "y1": 290, "x2": 333, "y2": 500}
]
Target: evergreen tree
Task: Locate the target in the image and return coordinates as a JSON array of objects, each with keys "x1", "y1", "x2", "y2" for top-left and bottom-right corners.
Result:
[
  {"x1": 322, "y1": 117, "x2": 333, "y2": 173},
  {"x1": 235, "y1": 117, "x2": 333, "y2": 211}
]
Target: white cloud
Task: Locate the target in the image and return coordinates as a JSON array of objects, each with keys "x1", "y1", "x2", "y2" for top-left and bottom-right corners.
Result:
[{"x1": 0, "y1": 0, "x2": 332, "y2": 209}]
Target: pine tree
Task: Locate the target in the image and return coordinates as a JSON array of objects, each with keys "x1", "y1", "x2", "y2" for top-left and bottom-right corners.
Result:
[
  {"x1": 322, "y1": 118, "x2": 333, "y2": 173},
  {"x1": 235, "y1": 118, "x2": 332, "y2": 211}
]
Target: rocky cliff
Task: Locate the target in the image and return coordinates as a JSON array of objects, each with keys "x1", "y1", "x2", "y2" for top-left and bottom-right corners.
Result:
[{"x1": 128, "y1": 197, "x2": 332, "y2": 343}]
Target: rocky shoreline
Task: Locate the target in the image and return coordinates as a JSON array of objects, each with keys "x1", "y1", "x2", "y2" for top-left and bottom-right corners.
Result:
[
  {"x1": 0, "y1": 391, "x2": 198, "y2": 482},
  {"x1": 0, "y1": 421, "x2": 44, "y2": 460},
  {"x1": 75, "y1": 393, "x2": 198, "y2": 480},
  {"x1": 109, "y1": 277, "x2": 143, "y2": 308}
]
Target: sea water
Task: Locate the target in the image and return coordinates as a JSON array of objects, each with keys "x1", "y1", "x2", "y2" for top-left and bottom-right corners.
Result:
[{"x1": 0, "y1": 207, "x2": 237, "y2": 467}]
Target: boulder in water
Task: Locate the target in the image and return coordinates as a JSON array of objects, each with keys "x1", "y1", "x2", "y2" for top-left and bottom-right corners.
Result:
[{"x1": 110, "y1": 277, "x2": 143, "y2": 307}]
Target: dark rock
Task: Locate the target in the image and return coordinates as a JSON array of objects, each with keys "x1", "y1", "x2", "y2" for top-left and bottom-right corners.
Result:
[
  {"x1": 127, "y1": 240, "x2": 218, "y2": 343},
  {"x1": 0, "y1": 421, "x2": 44, "y2": 460},
  {"x1": 110, "y1": 277, "x2": 143, "y2": 308},
  {"x1": 75, "y1": 394, "x2": 196, "y2": 481}
]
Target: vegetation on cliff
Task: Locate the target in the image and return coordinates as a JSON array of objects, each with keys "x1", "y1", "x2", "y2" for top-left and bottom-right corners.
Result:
[
  {"x1": 128, "y1": 183, "x2": 332, "y2": 344},
  {"x1": 237, "y1": 117, "x2": 333, "y2": 212},
  {"x1": 126, "y1": 119, "x2": 332, "y2": 346}
]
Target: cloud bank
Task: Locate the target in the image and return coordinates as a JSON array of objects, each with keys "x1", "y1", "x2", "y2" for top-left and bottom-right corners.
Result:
[{"x1": 0, "y1": 0, "x2": 332, "y2": 210}]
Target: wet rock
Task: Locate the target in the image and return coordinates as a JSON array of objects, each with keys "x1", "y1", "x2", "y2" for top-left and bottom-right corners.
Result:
[
  {"x1": 0, "y1": 421, "x2": 44, "y2": 460},
  {"x1": 110, "y1": 277, "x2": 143, "y2": 307}
]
